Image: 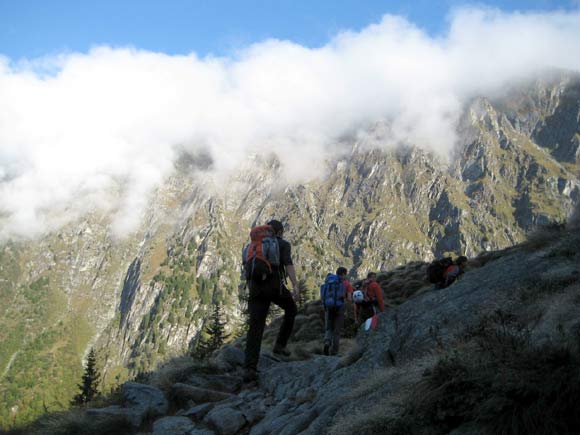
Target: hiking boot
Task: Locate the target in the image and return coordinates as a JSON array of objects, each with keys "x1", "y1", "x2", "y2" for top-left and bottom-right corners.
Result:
[
  {"x1": 243, "y1": 368, "x2": 258, "y2": 383},
  {"x1": 323, "y1": 344, "x2": 330, "y2": 356},
  {"x1": 272, "y1": 344, "x2": 291, "y2": 357}
]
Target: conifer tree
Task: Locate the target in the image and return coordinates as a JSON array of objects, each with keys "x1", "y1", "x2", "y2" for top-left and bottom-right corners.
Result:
[
  {"x1": 234, "y1": 284, "x2": 250, "y2": 338},
  {"x1": 297, "y1": 278, "x2": 314, "y2": 310},
  {"x1": 71, "y1": 348, "x2": 100, "y2": 406},
  {"x1": 192, "y1": 303, "x2": 229, "y2": 360}
]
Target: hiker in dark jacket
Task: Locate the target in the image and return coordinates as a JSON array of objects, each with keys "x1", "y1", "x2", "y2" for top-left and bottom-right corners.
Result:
[
  {"x1": 322, "y1": 267, "x2": 353, "y2": 356},
  {"x1": 243, "y1": 219, "x2": 299, "y2": 382},
  {"x1": 428, "y1": 257, "x2": 454, "y2": 289}
]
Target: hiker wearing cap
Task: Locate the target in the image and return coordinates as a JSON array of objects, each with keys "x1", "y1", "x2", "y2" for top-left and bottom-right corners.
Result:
[
  {"x1": 242, "y1": 219, "x2": 299, "y2": 382},
  {"x1": 320, "y1": 267, "x2": 353, "y2": 355},
  {"x1": 352, "y1": 272, "x2": 384, "y2": 324}
]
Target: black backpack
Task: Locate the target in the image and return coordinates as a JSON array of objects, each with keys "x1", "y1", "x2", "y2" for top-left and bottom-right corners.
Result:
[{"x1": 426, "y1": 257, "x2": 453, "y2": 284}]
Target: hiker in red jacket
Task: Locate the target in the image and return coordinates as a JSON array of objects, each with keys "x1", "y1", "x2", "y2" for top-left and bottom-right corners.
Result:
[
  {"x1": 339, "y1": 267, "x2": 354, "y2": 301},
  {"x1": 353, "y1": 272, "x2": 384, "y2": 323},
  {"x1": 443, "y1": 256, "x2": 467, "y2": 288}
]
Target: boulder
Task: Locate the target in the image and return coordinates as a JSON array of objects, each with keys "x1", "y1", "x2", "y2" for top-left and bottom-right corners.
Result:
[
  {"x1": 212, "y1": 345, "x2": 244, "y2": 371},
  {"x1": 180, "y1": 402, "x2": 214, "y2": 420},
  {"x1": 152, "y1": 416, "x2": 196, "y2": 435},
  {"x1": 204, "y1": 406, "x2": 247, "y2": 435},
  {"x1": 186, "y1": 374, "x2": 243, "y2": 394},
  {"x1": 170, "y1": 383, "x2": 234, "y2": 404},
  {"x1": 123, "y1": 381, "x2": 169, "y2": 417},
  {"x1": 238, "y1": 400, "x2": 266, "y2": 425},
  {"x1": 88, "y1": 382, "x2": 168, "y2": 428}
]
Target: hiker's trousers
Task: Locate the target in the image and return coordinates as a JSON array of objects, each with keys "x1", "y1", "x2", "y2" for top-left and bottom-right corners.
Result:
[
  {"x1": 244, "y1": 279, "x2": 297, "y2": 370},
  {"x1": 324, "y1": 306, "x2": 344, "y2": 355}
]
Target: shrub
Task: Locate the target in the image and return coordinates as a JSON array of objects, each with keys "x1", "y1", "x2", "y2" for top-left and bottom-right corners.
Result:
[
  {"x1": 15, "y1": 411, "x2": 134, "y2": 435},
  {"x1": 521, "y1": 223, "x2": 565, "y2": 251},
  {"x1": 518, "y1": 274, "x2": 580, "y2": 303}
]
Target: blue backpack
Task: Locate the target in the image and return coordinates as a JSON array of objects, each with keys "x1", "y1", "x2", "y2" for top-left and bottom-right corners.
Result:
[{"x1": 320, "y1": 273, "x2": 346, "y2": 308}]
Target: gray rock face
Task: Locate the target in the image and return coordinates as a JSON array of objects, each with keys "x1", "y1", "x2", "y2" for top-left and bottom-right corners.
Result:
[
  {"x1": 152, "y1": 416, "x2": 196, "y2": 435},
  {"x1": 89, "y1": 382, "x2": 169, "y2": 427},
  {"x1": 211, "y1": 345, "x2": 245, "y2": 372},
  {"x1": 180, "y1": 402, "x2": 214, "y2": 421},
  {"x1": 171, "y1": 383, "x2": 234, "y2": 404},
  {"x1": 189, "y1": 430, "x2": 216, "y2": 435},
  {"x1": 123, "y1": 382, "x2": 169, "y2": 417},
  {"x1": 204, "y1": 406, "x2": 247, "y2": 435},
  {"x1": 186, "y1": 374, "x2": 243, "y2": 394}
]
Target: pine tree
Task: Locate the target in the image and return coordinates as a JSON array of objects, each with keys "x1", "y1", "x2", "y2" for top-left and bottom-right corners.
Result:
[
  {"x1": 71, "y1": 348, "x2": 100, "y2": 406},
  {"x1": 234, "y1": 284, "x2": 250, "y2": 339},
  {"x1": 297, "y1": 277, "x2": 314, "y2": 311},
  {"x1": 192, "y1": 304, "x2": 229, "y2": 360}
]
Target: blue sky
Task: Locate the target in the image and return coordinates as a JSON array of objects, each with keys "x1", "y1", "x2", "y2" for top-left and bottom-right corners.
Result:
[{"x1": 0, "y1": 0, "x2": 578, "y2": 60}]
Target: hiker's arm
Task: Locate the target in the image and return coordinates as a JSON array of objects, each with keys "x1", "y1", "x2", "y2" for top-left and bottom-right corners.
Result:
[{"x1": 286, "y1": 264, "x2": 299, "y2": 290}]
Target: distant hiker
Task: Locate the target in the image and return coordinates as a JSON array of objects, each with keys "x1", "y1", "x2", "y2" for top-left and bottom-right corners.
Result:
[
  {"x1": 320, "y1": 267, "x2": 353, "y2": 355},
  {"x1": 242, "y1": 219, "x2": 299, "y2": 382},
  {"x1": 427, "y1": 256, "x2": 467, "y2": 289},
  {"x1": 353, "y1": 272, "x2": 385, "y2": 324},
  {"x1": 443, "y1": 256, "x2": 467, "y2": 288},
  {"x1": 426, "y1": 257, "x2": 454, "y2": 289}
]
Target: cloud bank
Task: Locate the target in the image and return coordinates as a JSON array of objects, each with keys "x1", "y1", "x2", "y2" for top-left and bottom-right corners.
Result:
[{"x1": 1, "y1": 7, "x2": 580, "y2": 239}]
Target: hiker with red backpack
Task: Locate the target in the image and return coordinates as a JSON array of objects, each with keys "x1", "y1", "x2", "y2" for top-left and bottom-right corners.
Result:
[
  {"x1": 242, "y1": 219, "x2": 299, "y2": 382},
  {"x1": 443, "y1": 256, "x2": 467, "y2": 287},
  {"x1": 320, "y1": 267, "x2": 353, "y2": 356},
  {"x1": 352, "y1": 272, "x2": 385, "y2": 324},
  {"x1": 427, "y1": 256, "x2": 467, "y2": 289}
]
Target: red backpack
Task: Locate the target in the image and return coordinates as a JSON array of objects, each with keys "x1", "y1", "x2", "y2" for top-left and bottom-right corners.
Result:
[{"x1": 242, "y1": 225, "x2": 280, "y2": 282}]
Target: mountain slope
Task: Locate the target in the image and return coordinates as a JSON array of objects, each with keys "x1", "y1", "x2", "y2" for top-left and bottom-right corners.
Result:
[
  {"x1": 0, "y1": 73, "x2": 579, "y2": 428},
  {"x1": 10, "y1": 202, "x2": 580, "y2": 435}
]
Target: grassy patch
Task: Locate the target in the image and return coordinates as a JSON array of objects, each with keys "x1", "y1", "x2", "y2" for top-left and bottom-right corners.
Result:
[
  {"x1": 378, "y1": 310, "x2": 580, "y2": 434},
  {"x1": 9, "y1": 410, "x2": 135, "y2": 435},
  {"x1": 518, "y1": 274, "x2": 580, "y2": 303},
  {"x1": 520, "y1": 223, "x2": 566, "y2": 251}
]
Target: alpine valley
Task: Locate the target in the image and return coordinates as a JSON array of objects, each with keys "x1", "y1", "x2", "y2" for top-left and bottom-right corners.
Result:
[{"x1": 1, "y1": 73, "x2": 579, "y2": 428}]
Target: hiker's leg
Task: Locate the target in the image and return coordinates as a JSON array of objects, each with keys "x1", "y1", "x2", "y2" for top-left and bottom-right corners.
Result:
[
  {"x1": 324, "y1": 308, "x2": 334, "y2": 346},
  {"x1": 244, "y1": 288, "x2": 270, "y2": 370},
  {"x1": 360, "y1": 305, "x2": 373, "y2": 324},
  {"x1": 331, "y1": 307, "x2": 345, "y2": 355},
  {"x1": 271, "y1": 285, "x2": 297, "y2": 348}
]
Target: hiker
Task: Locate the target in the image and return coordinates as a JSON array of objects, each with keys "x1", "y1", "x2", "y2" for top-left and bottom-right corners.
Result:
[
  {"x1": 243, "y1": 219, "x2": 299, "y2": 382},
  {"x1": 427, "y1": 257, "x2": 454, "y2": 289},
  {"x1": 353, "y1": 272, "x2": 385, "y2": 324},
  {"x1": 321, "y1": 267, "x2": 353, "y2": 356},
  {"x1": 443, "y1": 256, "x2": 467, "y2": 287}
]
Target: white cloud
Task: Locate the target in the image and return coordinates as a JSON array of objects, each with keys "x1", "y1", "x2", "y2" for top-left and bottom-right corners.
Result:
[{"x1": 1, "y1": 7, "x2": 580, "y2": 239}]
